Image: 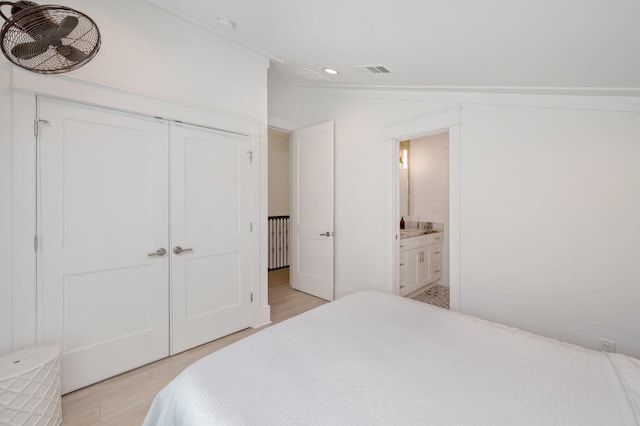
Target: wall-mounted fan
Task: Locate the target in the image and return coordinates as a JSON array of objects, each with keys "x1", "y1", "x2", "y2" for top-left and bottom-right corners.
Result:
[{"x1": 0, "y1": 1, "x2": 100, "y2": 74}]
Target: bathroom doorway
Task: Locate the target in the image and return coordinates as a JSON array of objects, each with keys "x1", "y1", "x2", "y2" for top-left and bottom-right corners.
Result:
[
  {"x1": 386, "y1": 107, "x2": 462, "y2": 311},
  {"x1": 398, "y1": 132, "x2": 450, "y2": 307}
]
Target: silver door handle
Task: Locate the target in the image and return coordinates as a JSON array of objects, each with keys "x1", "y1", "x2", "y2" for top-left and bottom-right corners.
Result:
[
  {"x1": 147, "y1": 248, "x2": 167, "y2": 257},
  {"x1": 319, "y1": 232, "x2": 331, "y2": 237},
  {"x1": 173, "y1": 246, "x2": 193, "y2": 255}
]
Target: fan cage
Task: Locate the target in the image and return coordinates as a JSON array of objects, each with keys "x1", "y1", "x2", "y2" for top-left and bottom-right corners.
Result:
[{"x1": 0, "y1": 4, "x2": 100, "y2": 74}]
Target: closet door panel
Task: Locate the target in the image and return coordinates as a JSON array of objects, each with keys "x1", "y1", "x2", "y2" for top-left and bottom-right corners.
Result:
[
  {"x1": 184, "y1": 139, "x2": 240, "y2": 237},
  {"x1": 170, "y1": 123, "x2": 252, "y2": 355},
  {"x1": 38, "y1": 97, "x2": 170, "y2": 393}
]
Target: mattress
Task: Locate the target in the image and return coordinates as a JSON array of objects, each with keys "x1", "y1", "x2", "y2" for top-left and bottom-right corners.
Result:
[{"x1": 143, "y1": 291, "x2": 640, "y2": 425}]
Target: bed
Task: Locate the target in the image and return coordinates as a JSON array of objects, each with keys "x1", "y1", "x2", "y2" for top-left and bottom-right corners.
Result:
[{"x1": 143, "y1": 291, "x2": 640, "y2": 425}]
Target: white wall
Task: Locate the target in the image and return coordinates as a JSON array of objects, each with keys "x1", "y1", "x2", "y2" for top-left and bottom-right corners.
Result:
[
  {"x1": 69, "y1": 0, "x2": 267, "y2": 119},
  {"x1": 1, "y1": 0, "x2": 270, "y2": 356},
  {"x1": 268, "y1": 128, "x2": 290, "y2": 216},
  {"x1": 268, "y1": 85, "x2": 640, "y2": 358},
  {"x1": 409, "y1": 132, "x2": 450, "y2": 286},
  {"x1": 460, "y1": 103, "x2": 640, "y2": 357},
  {"x1": 0, "y1": 64, "x2": 12, "y2": 356},
  {"x1": 410, "y1": 132, "x2": 449, "y2": 222},
  {"x1": 268, "y1": 73, "x2": 303, "y2": 130}
]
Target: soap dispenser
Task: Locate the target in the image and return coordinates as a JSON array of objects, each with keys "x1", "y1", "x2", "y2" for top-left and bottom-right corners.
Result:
[{"x1": 400, "y1": 217, "x2": 405, "y2": 230}]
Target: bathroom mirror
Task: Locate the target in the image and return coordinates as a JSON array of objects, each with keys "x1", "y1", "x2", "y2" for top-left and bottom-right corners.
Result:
[{"x1": 399, "y1": 140, "x2": 410, "y2": 218}]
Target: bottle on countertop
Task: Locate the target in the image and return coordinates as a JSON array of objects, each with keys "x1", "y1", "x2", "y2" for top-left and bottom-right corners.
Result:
[{"x1": 400, "y1": 217, "x2": 405, "y2": 230}]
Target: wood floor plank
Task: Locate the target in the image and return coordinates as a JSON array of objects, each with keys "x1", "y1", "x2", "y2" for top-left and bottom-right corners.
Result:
[{"x1": 61, "y1": 269, "x2": 325, "y2": 425}]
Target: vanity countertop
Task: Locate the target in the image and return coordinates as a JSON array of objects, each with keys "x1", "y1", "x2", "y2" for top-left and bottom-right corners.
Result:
[{"x1": 400, "y1": 229, "x2": 441, "y2": 239}]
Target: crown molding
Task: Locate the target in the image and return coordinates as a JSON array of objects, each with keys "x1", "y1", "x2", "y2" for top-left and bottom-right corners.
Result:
[
  {"x1": 267, "y1": 71, "x2": 640, "y2": 98},
  {"x1": 300, "y1": 82, "x2": 640, "y2": 97}
]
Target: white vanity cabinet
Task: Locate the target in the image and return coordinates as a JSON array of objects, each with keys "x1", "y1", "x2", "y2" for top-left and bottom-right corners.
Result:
[{"x1": 399, "y1": 232, "x2": 442, "y2": 296}]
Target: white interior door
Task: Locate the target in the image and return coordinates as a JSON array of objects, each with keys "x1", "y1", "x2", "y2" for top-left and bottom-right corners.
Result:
[
  {"x1": 170, "y1": 123, "x2": 253, "y2": 355},
  {"x1": 37, "y1": 97, "x2": 170, "y2": 393},
  {"x1": 291, "y1": 121, "x2": 334, "y2": 301}
]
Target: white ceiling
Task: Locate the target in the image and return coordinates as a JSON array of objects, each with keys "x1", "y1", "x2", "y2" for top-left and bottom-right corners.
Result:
[{"x1": 146, "y1": 0, "x2": 640, "y2": 93}]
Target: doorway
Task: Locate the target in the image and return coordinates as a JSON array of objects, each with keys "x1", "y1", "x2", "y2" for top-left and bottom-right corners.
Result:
[
  {"x1": 398, "y1": 132, "x2": 450, "y2": 306},
  {"x1": 267, "y1": 122, "x2": 335, "y2": 302},
  {"x1": 267, "y1": 127, "x2": 294, "y2": 305},
  {"x1": 267, "y1": 128, "x2": 292, "y2": 272},
  {"x1": 386, "y1": 107, "x2": 462, "y2": 311}
]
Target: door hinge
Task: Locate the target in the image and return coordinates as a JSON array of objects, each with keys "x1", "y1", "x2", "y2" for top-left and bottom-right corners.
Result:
[
  {"x1": 33, "y1": 235, "x2": 38, "y2": 252},
  {"x1": 247, "y1": 150, "x2": 253, "y2": 162},
  {"x1": 250, "y1": 292, "x2": 253, "y2": 303},
  {"x1": 250, "y1": 222, "x2": 253, "y2": 232},
  {"x1": 34, "y1": 119, "x2": 50, "y2": 137}
]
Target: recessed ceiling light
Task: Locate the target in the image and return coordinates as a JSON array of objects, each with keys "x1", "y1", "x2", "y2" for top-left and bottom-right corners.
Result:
[
  {"x1": 217, "y1": 17, "x2": 236, "y2": 30},
  {"x1": 323, "y1": 68, "x2": 339, "y2": 75}
]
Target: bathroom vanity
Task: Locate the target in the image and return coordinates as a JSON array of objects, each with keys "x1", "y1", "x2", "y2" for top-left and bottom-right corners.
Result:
[{"x1": 399, "y1": 232, "x2": 442, "y2": 296}]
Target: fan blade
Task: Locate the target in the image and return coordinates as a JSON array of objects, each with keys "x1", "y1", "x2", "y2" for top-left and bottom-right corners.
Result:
[
  {"x1": 15, "y1": 7, "x2": 59, "y2": 41},
  {"x1": 56, "y1": 16, "x2": 79, "y2": 39},
  {"x1": 57, "y1": 45, "x2": 88, "y2": 62},
  {"x1": 11, "y1": 41, "x2": 49, "y2": 60}
]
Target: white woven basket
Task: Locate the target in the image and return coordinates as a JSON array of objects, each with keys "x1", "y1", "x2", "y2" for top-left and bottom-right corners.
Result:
[{"x1": 0, "y1": 346, "x2": 62, "y2": 426}]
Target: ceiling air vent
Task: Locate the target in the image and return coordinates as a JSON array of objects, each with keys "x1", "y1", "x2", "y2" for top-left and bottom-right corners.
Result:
[
  {"x1": 291, "y1": 68, "x2": 330, "y2": 81},
  {"x1": 354, "y1": 64, "x2": 391, "y2": 74}
]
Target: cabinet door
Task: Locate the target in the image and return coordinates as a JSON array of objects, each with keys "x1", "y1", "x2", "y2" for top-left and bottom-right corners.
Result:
[
  {"x1": 429, "y1": 243, "x2": 443, "y2": 282},
  {"x1": 399, "y1": 273, "x2": 408, "y2": 296},
  {"x1": 399, "y1": 251, "x2": 408, "y2": 296},
  {"x1": 407, "y1": 247, "x2": 430, "y2": 294},
  {"x1": 418, "y1": 247, "x2": 431, "y2": 288},
  {"x1": 405, "y1": 248, "x2": 420, "y2": 294}
]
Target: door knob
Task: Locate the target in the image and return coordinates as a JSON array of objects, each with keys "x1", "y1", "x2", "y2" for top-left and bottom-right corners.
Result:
[
  {"x1": 319, "y1": 231, "x2": 331, "y2": 237},
  {"x1": 173, "y1": 246, "x2": 193, "y2": 255},
  {"x1": 147, "y1": 248, "x2": 167, "y2": 257}
]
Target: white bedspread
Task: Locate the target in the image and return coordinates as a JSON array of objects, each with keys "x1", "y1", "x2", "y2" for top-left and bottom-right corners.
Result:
[{"x1": 144, "y1": 291, "x2": 640, "y2": 425}]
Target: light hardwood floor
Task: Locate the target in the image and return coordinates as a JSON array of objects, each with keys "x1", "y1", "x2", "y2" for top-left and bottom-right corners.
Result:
[{"x1": 61, "y1": 268, "x2": 325, "y2": 425}]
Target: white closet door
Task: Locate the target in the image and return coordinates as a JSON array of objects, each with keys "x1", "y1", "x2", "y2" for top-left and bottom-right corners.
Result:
[
  {"x1": 38, "y1": 97, "x2": 170, "y2": 393},
  {"x1": 170, "y1": 123, "x2": 252, "y2": 355}
]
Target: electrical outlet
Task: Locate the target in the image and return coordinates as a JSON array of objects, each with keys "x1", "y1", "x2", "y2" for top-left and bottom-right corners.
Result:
[{"x1": 599, "y1": 338, "x2": 616, "y2": 353}]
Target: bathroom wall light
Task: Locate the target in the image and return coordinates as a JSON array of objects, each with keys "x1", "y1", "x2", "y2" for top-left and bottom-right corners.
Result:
[
  {"x1": 400, "y1": 148, "x2": 408, "y2": 170},
  {"x1": 323, "y1": 68, "x2": 339, "y2": 75}
]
